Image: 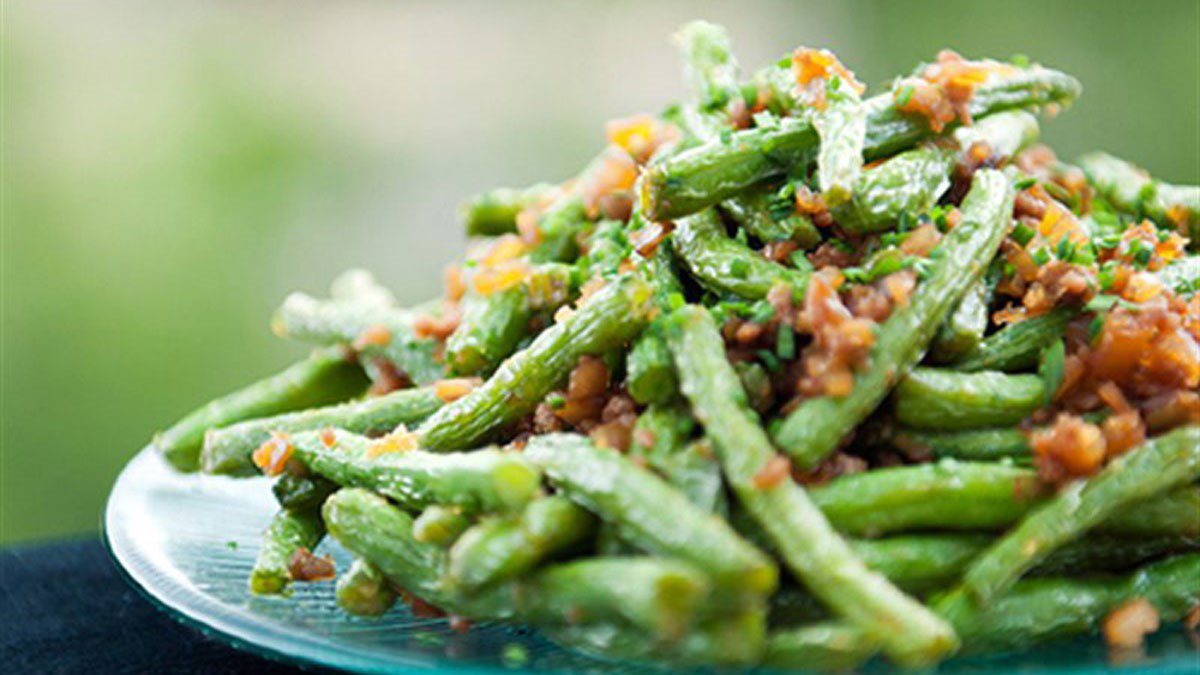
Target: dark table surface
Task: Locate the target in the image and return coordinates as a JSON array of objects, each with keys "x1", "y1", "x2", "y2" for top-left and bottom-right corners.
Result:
[{"x1": 1, "y1": 538, "x2": 321, "y2": 674}]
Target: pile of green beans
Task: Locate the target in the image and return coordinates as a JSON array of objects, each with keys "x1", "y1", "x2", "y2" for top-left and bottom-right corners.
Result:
[{"x1": 146, "y1": 19, "x2": 1199, "y2": 670}]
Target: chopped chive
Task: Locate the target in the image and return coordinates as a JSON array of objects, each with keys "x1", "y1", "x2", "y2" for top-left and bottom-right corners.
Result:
[
  {"x1": 789, "y1": 252, "x2": 814, "y2": 275},
  {"x1": 776, "y1": 323, "x2": 796, "y2": 360},
  {"x1": 749, "y1": 300, "x2": 776, "y2": 324},
  {"x1": 1133, "y1": 247, "x2": 1152, "y2": 267},
  {"x1": 1085, "y1": 294, "x2": 1118, "y2": 313},
  {"x1": 1011, "y1": 223, "x2": 1035, "y2": 246},
  {"x1": 757, "y1": 349, "x2": 782, "y2": 373},
  {"x1": 895, "y1": 84, "x2": 915, "y2": 107}
]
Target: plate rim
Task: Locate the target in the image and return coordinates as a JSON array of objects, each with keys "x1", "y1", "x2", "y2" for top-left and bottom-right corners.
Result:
[
  {"x1": 104, "y1": 447, "x2": 534, "y2": 675},
  {"x1": 104, "y1": 446, "x2": 1200, "y2": 675}
]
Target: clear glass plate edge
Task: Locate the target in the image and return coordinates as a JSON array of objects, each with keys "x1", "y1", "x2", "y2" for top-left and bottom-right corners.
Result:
[{"x1": 103, "y1": 446, "x2": 1200, "y2": 675}]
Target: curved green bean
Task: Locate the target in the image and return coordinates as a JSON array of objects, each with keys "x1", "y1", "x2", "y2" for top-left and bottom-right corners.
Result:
[
  {"x1": 154, "y1": 347, "x2": 367, "y2": 472},
  {"x1": 891, "y1": 368, "x2": 1045, "y2": 430},
  {"x1": 418, "y1": 274, "x2": 654, "y2": 450},
  {"x1": 201, "y1": 384, "x2": 444, "y2": 476},
  {"x1": 775, "y1": 169, "x2": 1016, "y2": 468}
]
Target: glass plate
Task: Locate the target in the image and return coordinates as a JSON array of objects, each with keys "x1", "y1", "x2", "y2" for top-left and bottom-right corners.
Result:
[{"x1": 105, "y1": 447, "x2": 1198, "y2": 674}]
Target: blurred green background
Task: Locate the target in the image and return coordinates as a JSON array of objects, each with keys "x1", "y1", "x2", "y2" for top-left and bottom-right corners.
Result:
[{"x1": 3, "y1": 0, "x2": 1197, "y2": 543}]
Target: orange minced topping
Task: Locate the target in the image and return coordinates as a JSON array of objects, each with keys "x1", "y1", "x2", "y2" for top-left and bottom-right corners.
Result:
[
  {"x1": 366, "y1": 424, "x2": 419, "y2": 459},
  {"x1": 899, "y1": 223, "x2": 943, "y2": 257},
  {"x1": 412, "y1": 303, "x2": 462, "y2": 341},
  {"x1": 1110, "y1": 221, "x2": 1186, "y2": 271},
  {"x1": 792, "y1": 47, "x2": 865, "y2": 110},
  {"x1": 472, "y1": 261, "x2": 531, "y2": 296},
  {"x1": 580, "y1": 148, "x2": 639, "y2": 219},
  {"x1": 1103, "y1": 599, "x2": 1160, "y2": 650},
  {"x1": 319, "y1": 427, "x2": 338, "y2": 448},
  {"x1": 1031, "y1": 413, "x2": 1106, "y2": 483},
  {"x1": 252, "y1": 433, "x2": 294, "y2": 477},
  {"x1": 288, "y1": 547, "x2": 337, "y2": 583},
  {"x1": 605, "y1": 113, "x2": 677, "y2": 165},
  {"x1": 353, "y1": 324, "x2": 392, "y2": 350},
  {"x1": 435, "y1": 377, "x2": 482, "y2": 403},
  {"x1": 630, "y1": 221, "x2": 675, "y2": 258},
  {"x1": 481, "y1": 234, "x2": 530, "y2": 268},
  {"x1": 752, "y1": 454, "x2": 794, "y2": 489},
  {"x1": 894, "y1": 51, "x2": 1014, "y2": 132},
  {"x1": 794, "y1": 269, "x2": 877, "y2": 398},
  {"x1": 443, "y1": 265, "x2": 467, "y2": 302}
]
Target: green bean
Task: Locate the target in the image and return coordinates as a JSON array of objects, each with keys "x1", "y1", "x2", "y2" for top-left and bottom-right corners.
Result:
[
  {"x1": 523, "y1": 433, "x2": 776, "y2": 598},
  {"x1": 629, "y1": 403, "x2": 696, "y2": 464},
  {"x1": 271, "y1": 474, "x2": 338, "y2": 512},
  {"x1": 1158, "y1": 254, "x2": 1199, "y2": 296},
  {"x1": 664, "y1": 305, "x2": 958, "y2": 667},
  {"x1": 153, "y1": 348, "x2": 367, "y2": 471},
  {"x1": 580, "y1": 220, "x2": 631, "y2": 279},
  {"x1": 531, "y1": 196, "x2": 589, "y2": 263},
  {"x1": 449, "y1": 262, "x2": 578, "y2": 377},
  {"x1": 953, "y1": 306, "x2": 1078, "y2": 372},
  {"x1": 673, "y1": 20, "x2": 740, "y2": 139},
  {"x1": 941, "y1": 553, "x2": 1200, "y2": 654},
  {"x1": 764, "y1": 623, "x2": 878, "y2": 671},
  {"x1": 812, "y1": 459, "x2": 1197, "y2": 539},
  {"x1": 662, "y1": 440, "x2": 728, "y2": 516},
  {"x1": 626, "y1": 216, "x2": 685, "y2": 406},
  {"x1": 200, "y1": 384, "x2": 444, "y2": 476},
  {"x1": 766, "y1": 529, "x2": 1196, "y2": 597},
  {"x1": 249, "y1": 508, "x2": 325, "y2": 596},
  {"x1": 459, "y1": 183, "x2": 555, "y2": 237},
  {"x1": 292, "y1": 429, "x2": 542, "y2": 513},
  {"x1": 629, "y1": 406, "x2": 727, "y2": 514},
  {"x1": 734, "y1": 360, "x2": 774, "y2": 414},
  {"x1": 272, "y1": 294, "x2": 444, "y2": 385},
  {"x1": 719, "y1": 185, "x2": 821, "y2": 247},
  {"x1": 640, "y1": 65, "x2": 1079, "y2": 220},
  {"x1": 835, "y1": 145, "x2": 954, "y2": 233},
  {"x1": 446, "y1": 496, "x2": 596, "y2": 592},
  {"x1": 519, "y1": 557, "x2": 715, "y2": 647},
  {"x1": 445, "y1": 288, "x2": 531, "y2": 377},
  {"x1": 812, "y1": 461, "x2": 1045, "y2": 537},
  {"x1": 889, "y1": 426, "x2": 1033, "y2": 464},
  {"x1": 1106, "y1": 486, "x2": 1200, "y2": 537},
  {"x1": 411, "y1": 505, "x2": 470, "y2": 547},
  {"x1": 671, "y1": 209, "x2": 809, "y2": 301},
  {"x1": 322, "y1": 488, "x2": 514, "y2": 618},
  {"x1": 851, "y1": 534, "x2": 994, "y2": 593},
  {"x1": 335, "y1": 558, "x2": 397, "y2": 617},
  {"x1": 952, "y1": 109, "x2": 1040, "y2": 160},
  {"x1": 1079, "y1": 152, "x2": 1200, "y2": 244},
  {"x1": 418, "y1": 274, "x2": 654, "y2": 450},
  {"x1": 530, "y1": 147, "x2": 641, "y2": 264},
  {"x1": 813, "y1": 80, "x2": 867, "y2": 207},
  {"x1": 892, "y1": 368, "x2": 1045, "y2": 430},
  {"x1": 885, "y1": 411, "x2": 1106, "y2": 464},
  {"x1": 929, "y1": 279, "x2": 990, "y2": 363},
  {"x1": 775, "y1": 169, "x2": 1016, "y2": 469},
  {"x1": 955, "y1": 425, "x2": 1200, "y2": 605},
  {"x1": 625, "y1": 322, "x2": 679, "y2": 406},
  {"x1": 1033, "y1": 534, "x2": 1200, "y2": 577}
]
